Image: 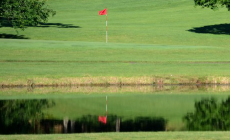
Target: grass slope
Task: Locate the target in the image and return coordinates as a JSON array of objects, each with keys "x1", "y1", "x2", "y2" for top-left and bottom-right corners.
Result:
[{"x1": 1, "y1": 40, "x2": 230, "y2": 85}]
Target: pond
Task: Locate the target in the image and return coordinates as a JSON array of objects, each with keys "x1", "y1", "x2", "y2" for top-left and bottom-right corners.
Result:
[{"x1": 0, "y1": 85, "x2": 230, "y2": 134}]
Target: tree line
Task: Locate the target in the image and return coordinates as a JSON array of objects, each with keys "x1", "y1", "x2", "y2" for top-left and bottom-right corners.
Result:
[{"x1": 0, "y1": 0, "x2": 55, "y2": 30}]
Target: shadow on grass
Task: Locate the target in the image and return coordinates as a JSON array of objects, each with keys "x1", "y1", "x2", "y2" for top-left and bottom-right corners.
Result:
[
  {"x1": 188, "y1": 23, "x2": 230, "y2": 35},
  {"x1": 0, "y1": 18, "x2": 80, "y2": 29},
  {"x1": 0, "y1": 33, "x2": 29, "y2": 39},
  {"x1": 0, "y1": 18, "x2": 80, "y2": 39},
  {"x1": 38, "y1": 22, "x2": 81, "y2": 28}
]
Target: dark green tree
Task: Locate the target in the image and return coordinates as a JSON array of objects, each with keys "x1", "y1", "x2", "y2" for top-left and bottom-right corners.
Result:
[
  {"x1": 194, "y1": 0, "x2": 230, "y2": 11},
  {"x1": 0, "y1": 0, "x2": 56, "y2": 30}
]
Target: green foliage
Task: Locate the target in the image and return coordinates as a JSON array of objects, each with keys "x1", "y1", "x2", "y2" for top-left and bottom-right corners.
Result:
[
  {"x1": 183, "y1": 96, "x2": 230, "y2": 131},
  {"x1": 194, "y1": 0, "x2": 230, "y2": 11},
  {"x1": 0, "y1": 99, "x2": 54, "y2": 134},
  {"x1": 0, "y1": 0, "x2": 56, "y2": 30}
]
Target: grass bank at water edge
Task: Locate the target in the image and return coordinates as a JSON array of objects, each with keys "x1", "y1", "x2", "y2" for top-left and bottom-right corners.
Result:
[{"x1": 1, "y1": 132, "x2": 230, "y2": 140}]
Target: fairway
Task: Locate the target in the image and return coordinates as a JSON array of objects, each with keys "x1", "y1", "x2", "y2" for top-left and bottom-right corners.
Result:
[
  {"x1": 1, "y1": 0, "x2": 230, "y2": 47},
  {"x1": 1, "y1": 40, "x2": 230, "y2": 85}
]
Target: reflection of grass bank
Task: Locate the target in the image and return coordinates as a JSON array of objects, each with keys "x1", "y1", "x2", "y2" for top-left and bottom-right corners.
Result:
[
  {"x1": 3, "y1": 88, "x2": 229, "y2": 130},
  {"x1": 38, "y1": 93, "x2": 229, "y2": 131},
  {"x1": 2, "y1": 76, "x2": 230, "y2": 87},
  {"x1": 1, "y1": 87, "x2": 229, "y2": 130},
  {"x1": 1, "y1": 85, "x2": 230, "y2": 98}
]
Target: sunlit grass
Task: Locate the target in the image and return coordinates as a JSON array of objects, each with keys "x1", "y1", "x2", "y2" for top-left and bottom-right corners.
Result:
[
  {"x1": 1, "y1": 40, "x2": 230, "y2": 85},
  {"x1": 1, "y1": 0, "x2": 230, "y2": 85},
  {"x1": 1, "y1": 132, "x2": 230, "y2": 140},
  {"x1": 1, "y1": 0, "x2": 230, "y2": 138},
  {"x1": 0, "y1": 0, "x2": 230, "y2": 47}
]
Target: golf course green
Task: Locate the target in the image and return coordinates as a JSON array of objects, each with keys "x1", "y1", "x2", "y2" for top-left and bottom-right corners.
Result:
[
  {"x1": 1, "y1": 0, "x2": 230, "y2": 86},
  {"x1": 1, "y1": 0, "x2": 230, "y2": 139}
]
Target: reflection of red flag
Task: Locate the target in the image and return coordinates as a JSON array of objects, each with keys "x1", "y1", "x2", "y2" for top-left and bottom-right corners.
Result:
[
  {"x1": 99, "y1": 116, "x2": 107, "y2": 124},
  {"x1": 99, "y1": 8, "x2": 107, "y2": 15}
]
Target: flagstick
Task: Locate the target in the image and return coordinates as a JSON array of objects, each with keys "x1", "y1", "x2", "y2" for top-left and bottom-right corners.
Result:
[
  {"x1": 106, "y1": 96, "x2": 107, "y2": 118},
  {"x1": 106, "y1": 14, "x2": 107, "y2": 43}
]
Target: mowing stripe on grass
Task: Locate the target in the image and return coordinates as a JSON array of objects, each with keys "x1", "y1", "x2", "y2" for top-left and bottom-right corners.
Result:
[{"x1": 2, "y1": 60, "x2": 230, "y2": 64}]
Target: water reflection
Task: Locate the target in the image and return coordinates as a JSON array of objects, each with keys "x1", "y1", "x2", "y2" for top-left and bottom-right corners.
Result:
[
  {"x1": 183, "y1": 96, "x2": 230, "y2": 131},
  {"x1": 120, "y1": 116, "x2": 166, "y2": 132},
  {"x1": 0, "y1": 99, "x2": 167, "y2": 134},
  {"x1": 1, "y1": 91, "x2": 230, "y2": 134},
  {"x1": 1, "y1": 85, "x2": 230, "y2": 96},
  {"x1": 30, "y1": 115, "x2": 167, "y2": 133},
  {"x1": 0, "y1": 113, "x2": 167, "y2": 134},
  {"x1": 69, "y1": 115, "x2": 166, "y2": 133},
  {"x1": 0, "y1": 99, "x2": 54, "y2": 134}
]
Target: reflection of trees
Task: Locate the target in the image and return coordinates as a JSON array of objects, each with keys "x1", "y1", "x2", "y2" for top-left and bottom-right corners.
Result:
[
  {"x1": 62, "y1": 115, "x2": 167, "y2": 133},
  {"x1": 0, "y1": 99, "x2": 167, "y2": 134},
  {"x1": 0, "y1": 99, "x2": 54, "y2": 134},
  {"x1": 183, "y1": 96, "x2": 230, "y2": 131},
  {"x1": 74, "y1": 115, "x2": 117, "y2": 132},
  {"x1": 121, "y1": 117, "x2": 166, "y2": 131}
]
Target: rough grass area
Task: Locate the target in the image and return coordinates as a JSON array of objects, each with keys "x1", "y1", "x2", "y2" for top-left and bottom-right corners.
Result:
[{"x1": 2, "y1": 76, "x2": 230, "y2": 87}]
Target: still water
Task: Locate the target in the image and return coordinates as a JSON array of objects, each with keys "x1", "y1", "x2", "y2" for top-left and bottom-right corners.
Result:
[{"x1": 0, "y1": 85, "x2": 230, "y2": 134}]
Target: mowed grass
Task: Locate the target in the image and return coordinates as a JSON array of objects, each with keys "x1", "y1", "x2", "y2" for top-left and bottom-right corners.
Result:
[
  {"x1": 1, "y1": 0, "x2": 230, "y2": 47},
  {"x1": 1, "y1": 0, "x2": 230, "y2": 85},
  {"x1": 1, "y1": 132, "x2": 230, "y2": 140},
  {"x1": 0, "y1": 0, "x2": 230, "y2": 47},
  {"x1": 1, "y1": 0, "x2": 230, "y2": 138},
  {"x1": 1, "y1": 40, "x2": 230, "y2": 85}
]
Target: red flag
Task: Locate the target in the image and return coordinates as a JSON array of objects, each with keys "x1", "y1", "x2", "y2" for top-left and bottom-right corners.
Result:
[
  {"x1": 98, "y1": 116, "x2": 107, "y2": 124},
  {"x1": 99, "y1": 8, "x2": 107, "y2": 15}
]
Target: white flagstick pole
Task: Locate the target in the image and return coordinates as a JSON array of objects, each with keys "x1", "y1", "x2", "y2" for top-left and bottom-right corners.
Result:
[
  {"x1": 106, "y1": 14, "x2": 108, "y2": 43},
  {"x1": 106, "y1": 96, "x2": 107, "y2": 118}
]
